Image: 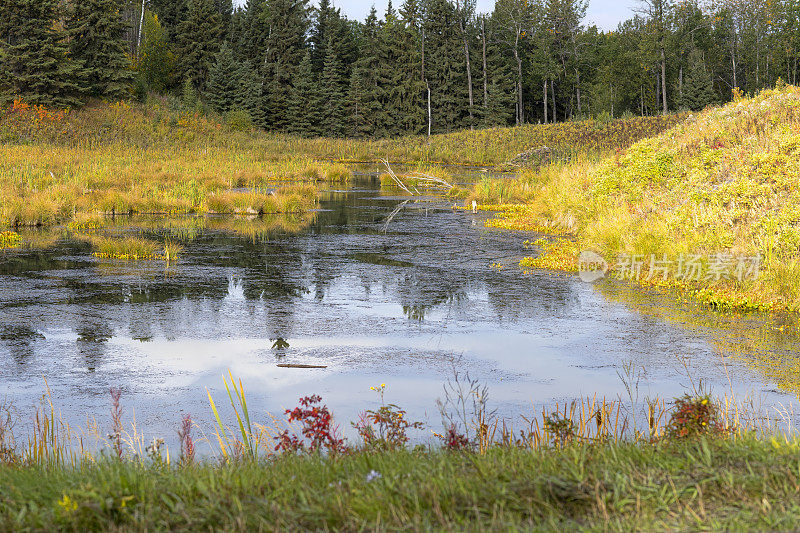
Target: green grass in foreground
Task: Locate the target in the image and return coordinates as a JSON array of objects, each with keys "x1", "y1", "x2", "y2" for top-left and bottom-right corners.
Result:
[{"x1": 1, "y1": 437, "x2": 799, "y2": 531}]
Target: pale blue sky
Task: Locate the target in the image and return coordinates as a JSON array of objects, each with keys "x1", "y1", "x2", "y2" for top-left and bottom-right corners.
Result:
[
  {"x1": 329, "y1": 1, "x2": 635, "y2": 30},
  {"x1": 233, "y1": 1, "x2": 636, "y2": 31}
]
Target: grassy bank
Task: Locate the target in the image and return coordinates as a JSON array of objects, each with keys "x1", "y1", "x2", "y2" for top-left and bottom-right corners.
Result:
[
  {"x1": 2, "y1": 437, "x2": 800, "y2": 530},
  {"x1": 277, "y1": 113, "x2": 684, "y2": 168},
  {"x1": 0, "y1": 98, "x2": 684, "y2": 229},
  {"x1": 0, "y1": 99, "x2": 341, "y2": 228},
  {"x1": 0, "y1": 369, "x2": 794, "y2": 530},
  {"x1": 474, "y1": 84, "x2": 800, "y2": 313}
]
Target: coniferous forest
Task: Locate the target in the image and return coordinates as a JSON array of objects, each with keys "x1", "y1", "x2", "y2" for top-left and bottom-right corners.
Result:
[{"x1": 0, "y1": 0, "x2": 798, "y2": 134}]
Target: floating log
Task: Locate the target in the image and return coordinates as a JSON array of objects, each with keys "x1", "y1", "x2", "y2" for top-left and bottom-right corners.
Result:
[{"x1": 276, "y1": 363, "x2": 328, "y2": 369}]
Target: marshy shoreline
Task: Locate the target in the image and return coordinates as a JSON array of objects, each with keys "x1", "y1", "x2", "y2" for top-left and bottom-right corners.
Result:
[{"x1": 4, "y1": 95, "x2": 800, "y2": 530}]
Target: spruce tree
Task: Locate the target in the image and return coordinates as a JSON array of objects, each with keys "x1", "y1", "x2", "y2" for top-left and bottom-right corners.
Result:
[
  {"x1": 423, "y1": 0, "x2": 470, "y2": 133},
  {"x1": 0, "y1": 0, "x2": 83, "y2": 107},
  {"x1": 67, "y1": 0, "x2": 134, "y2": 100},
  {"x1": 262, "y1": 0, "x2": 311, "y2": 130},
  {"x1": 149, "y1": 0, "x2": 187, "y2": 39},
  {"x1": 378, "y1": 3, "x2": 426, "y2": 136},
  {"x1": 236, "y1": 60, "x2": 267, "y2": 127},
  {"x1": 206, "y1": 43, "x2": 240, "y2": 113},
  {"x1": 310, "y1": 0, "x2": 357, "y2": 78},
  {"x1": 679, "y1": 49, "x2": 716, "y2": 111},
  {"x1": 352, "y1": 8, "x2": 383, "y2": 137},
  {"x1": 214, "y1": 0, "x2": 234, "y2": 39},
  {"x1": 310, "y1": 0, "x2": 334, "y2": 73},
  {"x1": 485, "y1": 76, "x2": 515, "y2": 127},
  {"x1": 482, "y1": 29, "x2": 516, "y2": 127},
  {"x1": 320, "y1": 39, "x2": 346, "y2": 137},
  {"x1": 287, "y1": 51, "x2": 322, "y2": 136},
  {"x1": 236, "y1": 0, "x2": 268, "y2": 62},
  {"x1": 346, "y1": 65, "x2": 367, "y2": 137},
  {"x1": 176, "y1": 0, "x2": 222, "y2": 91},
  {"x1": 182, "y1": 77, "x2": 197, "y2": 108}
]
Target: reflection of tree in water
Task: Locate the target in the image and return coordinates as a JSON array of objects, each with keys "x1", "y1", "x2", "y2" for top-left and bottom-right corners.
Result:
[
  {"x1": 1, "y1": 324, "x2": 44, "y2": 364},
  {"x1": 402, "y1": 305, "x2": 428, "y2": 322},
  {"x1": 484, "y1": 270, "x2": 575, "y2": 322},
  {"x1": 0, "y1": 239, "x2": 90, "y2": 277},
  {"x1": 127, "y1": 310, "x2": 154, "y2": 342},
  {"x1": 76, "y1": 317, "x2": 113, "y2": 373},
  {"x1": 310, "y1": 254, "x2": 340, "y2": 301},
  {"x1": 233, "y1": 239, "x2": 310, "y2": 348},
  {"x1": 312, "y1": 190, "x2": 380, "y2": 232},
  {"x1": 396, "y1": 268, "x2": 470, "y2": 322}
]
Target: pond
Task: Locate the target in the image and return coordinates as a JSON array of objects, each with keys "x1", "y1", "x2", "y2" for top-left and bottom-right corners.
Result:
[{"x1": 1, "y1": 182, "x2": 799, "y2": 451}]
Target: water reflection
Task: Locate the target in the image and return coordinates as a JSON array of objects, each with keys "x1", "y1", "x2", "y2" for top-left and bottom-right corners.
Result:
[
  {"x1": 76, "y1": 317, "x2": 113, "y2": 372},
  {"x1": 1, "y1": 325, "x2": 44, "y2": 364},
  {"x1": 597, "y1": 282, "x2": 800, "y2": 398},
  {"x1": 0, "y1": 186, "x2": 797, "y2": 444}
]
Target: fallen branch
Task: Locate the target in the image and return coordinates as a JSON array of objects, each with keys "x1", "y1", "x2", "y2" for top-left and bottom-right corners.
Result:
[
  {"x1": 383, "y1": 199, "x2": 410, "y2": 233},
  {"x1": 380, "y1": 160, "x2": 455, "y2": 195},
  {"x1": 381, "y1": 159, "x2": 415, "y2": 195}
]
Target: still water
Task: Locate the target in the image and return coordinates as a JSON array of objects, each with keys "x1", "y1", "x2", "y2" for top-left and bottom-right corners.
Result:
[{"x1": 1, "y1": 185, "x2": 798, "y2": 449}]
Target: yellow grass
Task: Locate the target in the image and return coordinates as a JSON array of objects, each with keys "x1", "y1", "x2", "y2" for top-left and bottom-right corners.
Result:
[
  {"x1": 0, "y1": 100, "x2": 356, "y2": 229},
  {"x1": 476, "y1": 84, "x2": 800, "y2": 312}
]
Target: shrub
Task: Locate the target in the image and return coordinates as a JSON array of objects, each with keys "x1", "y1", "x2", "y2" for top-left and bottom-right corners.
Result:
[
  {"x1": 353, "y1": 384, "x2": 424, "y2": 450},
  {"x1": 666, "y1": 395, "x2": 724, "y2": 439},
  {"x1": 275, "y1": 395, "x2": 347, "y2": 454},
  {"x1": 226, "y1": 109, "x2": 253, "y2": 132},
  {"x1": 544, "y1": 413, "x2": 577, "y2": 447},
  {"x1": 443, "y1": 426, "x2": 471, "y2": 451}
]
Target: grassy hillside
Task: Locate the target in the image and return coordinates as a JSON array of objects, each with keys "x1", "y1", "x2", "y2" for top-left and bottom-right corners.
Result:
[
  {"x1": 477, "y1": 84, "x2": 800, "y2": 312},
  {"x1": 273, "y1": 113, "x2": 684, "y2": 167}
]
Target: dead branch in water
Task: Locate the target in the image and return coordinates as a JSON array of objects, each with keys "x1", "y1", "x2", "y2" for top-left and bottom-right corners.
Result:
[
  {"x1": 381, "y1": 159, "x2": 415, "y2": 195},
  {"x1": 382, "y1": 199, "x2": 411, "y2": 233},
  {"x1": 380, "y1": 160, "x2": 454, "y2": 195}
]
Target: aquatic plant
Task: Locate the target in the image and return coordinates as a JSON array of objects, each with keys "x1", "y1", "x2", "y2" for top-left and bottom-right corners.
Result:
[
  {"x1": 0, "y1": 231, "x2": 20, "y2": 249},
  {"x1": 87, "y1": 236, "x2": 161, "y2": 260},
  {"x1": 162, "y1": 240, "x2": 183, "y2": 261}
]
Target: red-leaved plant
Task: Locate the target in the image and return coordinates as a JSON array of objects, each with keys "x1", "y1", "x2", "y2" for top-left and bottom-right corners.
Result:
[
  {"x1": 666, "y1": 394, "x2": 725, "y2": 439},
  {"x1": 443, "y1": 425, "x2": 471, "y2": 451},
  {"x1": 275, "y1": 395, "x2": 347, "y2": 454},
  {"x1": 178, "y1": 413, "x2": 195, "y2": 465}
]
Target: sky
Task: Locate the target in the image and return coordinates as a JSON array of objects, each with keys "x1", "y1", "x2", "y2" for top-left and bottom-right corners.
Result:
[
  {"x1": 331, "y1": 1, "x2": 636, "y2": 30},
  {"x1": 234, "y1": 1, "x2": 636, "y2": 31}
]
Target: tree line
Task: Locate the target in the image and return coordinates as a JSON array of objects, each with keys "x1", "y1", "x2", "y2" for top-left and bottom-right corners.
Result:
[{"x1": 1, "y1": 0, "x2": 799, "y2": 137}]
